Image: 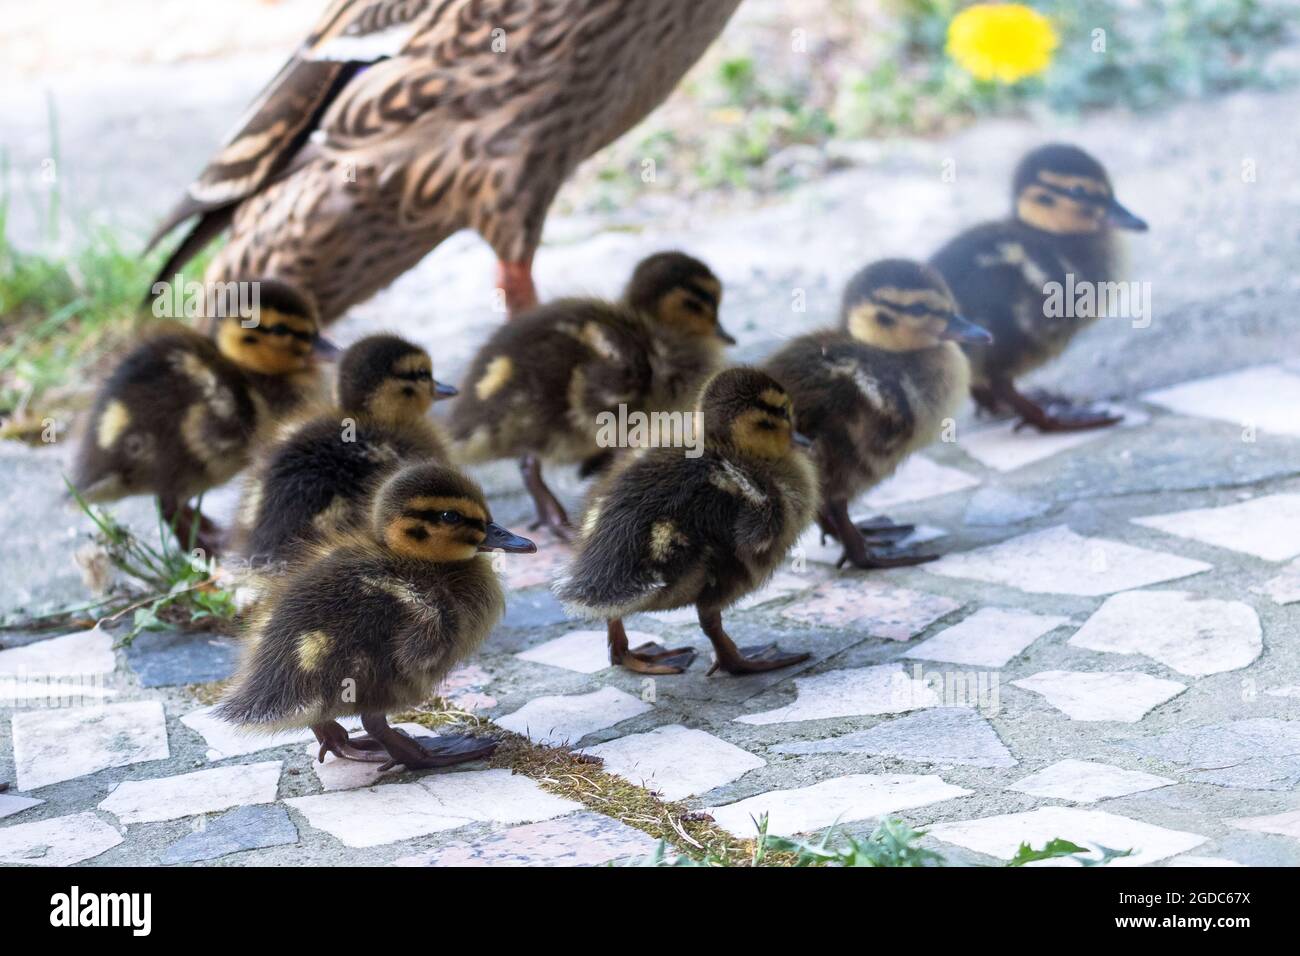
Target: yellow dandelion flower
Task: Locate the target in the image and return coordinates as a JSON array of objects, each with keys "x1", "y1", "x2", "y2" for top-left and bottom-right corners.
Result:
[{"x1": 947, "y1": 3, "x2": 1059, "y2": 84}]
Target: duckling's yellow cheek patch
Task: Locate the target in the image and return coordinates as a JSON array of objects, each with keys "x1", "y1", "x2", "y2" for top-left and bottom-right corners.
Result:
[
  {"x1": 297, "y1": 630, "x2": 331, "y2": 671},
  {"x1": 96, "y1": 401, "x2": 131, "y2": 450},
  {"x1": 475, "y1": 356, "x2": 513, "y2": 400}
]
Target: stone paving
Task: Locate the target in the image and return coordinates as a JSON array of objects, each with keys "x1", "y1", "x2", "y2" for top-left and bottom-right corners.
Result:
[{"x1": 3, "y1": 359, "x2": 1300, "y2": 867}]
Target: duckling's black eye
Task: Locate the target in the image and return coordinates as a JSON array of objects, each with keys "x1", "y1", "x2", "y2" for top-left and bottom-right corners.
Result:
[
  {"x1": 682, "y1": 298, "x2": 705, "y2": 315},
  {"x1": 757, "y1": 420, "x2": 779, "y2": 431},
  {"x1": 877, "y1": 313, "x2": 896, "y2": 328},
  {"x1": 242, "y1": 334, "x2": 258, "y2": 344},
  {"x1": 440, "y1": 511, "x2": 463, "y2": 525},
  {"x1": 1035, "y1": 193, "x2": 1056, "y2": 206},
  {"x1": 402, "y1": 386, "x2": 416, "y2": 397}
]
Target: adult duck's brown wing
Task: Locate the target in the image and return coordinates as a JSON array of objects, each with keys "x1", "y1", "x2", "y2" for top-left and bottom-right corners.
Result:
[{"x1": 144, "y1": 0, "x2": 436, "y2": 279}]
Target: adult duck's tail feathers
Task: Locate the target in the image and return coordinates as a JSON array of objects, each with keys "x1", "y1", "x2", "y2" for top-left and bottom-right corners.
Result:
[{"x1": 142, "y1": 206, "x2": 235, "y2": 307}]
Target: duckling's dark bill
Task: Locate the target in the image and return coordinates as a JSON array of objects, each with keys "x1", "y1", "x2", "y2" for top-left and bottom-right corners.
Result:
[
  {"x1": 480, "y1": 523, "x2": 537, "y2": 553},
  {"x1": 1106, "y1": 198, "x2": 1148, "y2": 231},
  {"x1": 434, "y1": 380, "x2": 459, "y2": 399},
  {"x1": 940, "y1": 314, "x2": 994, "y2": 345}
]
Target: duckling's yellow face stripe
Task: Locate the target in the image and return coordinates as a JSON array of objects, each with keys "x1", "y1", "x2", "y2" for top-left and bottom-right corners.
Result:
[
  {"x1": 847, "y1": 287, "x2": 957, "y2": 352},
  {"x1": 655, "y1": 277, "x2": 723, "y2": 339},
  {"x1": 731, "y1": 402, "x2": 794, "y2": 460},
  {"x1": 474, "y1": 355, "x2": 513, "y2": 400},
  {"x1": 216, "y1": 308, "x2": 318, "y2": 375},
  {"x1": 1018, "y1": 171, "x2": 1110, "y2": 235},
  {"x1": 384, "y1": 495, "x2": 488, "y2": 562},
  {"x1": 369, "y1": 352, "x2": 436, "y2": 422},
  {"x1": 96, "y1": 400, "x2": 131, "y2": 450}
]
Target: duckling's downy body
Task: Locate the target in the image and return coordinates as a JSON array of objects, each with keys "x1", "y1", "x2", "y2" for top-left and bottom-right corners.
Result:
[
  {"x1": 930, "y1": 144, "x2": 1148, "y2": 431},
  {"x1": 450, "y1": 252, "x2": 732, "y2": 536},
  {"x1": 556, "y1": 367, "x2": 818, "y2": 675},
  {"x1": 765, "y1": 259, "x2": 990, "y2": 569},
  {"x1": 233, "y1": 334, "x2": 457, "y2": 565},
  {"x1": 71, "y1": 280, "x2": 324, "y2": 553},
  {"x1": 217, "y1": 463, "x2": 535, "y2": 770}
]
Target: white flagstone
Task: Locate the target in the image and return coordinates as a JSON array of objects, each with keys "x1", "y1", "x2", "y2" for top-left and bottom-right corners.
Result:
[
  {"x1": 496, "y1": 685, "x2": 652, "y2": 746},
  {"x1": 99, "y1": 760, "x2": 282, "y2": 824},
  {"x1": 905, "y1": 607, "x2": 1069, "y2": 668},
  {"x1": 735, "y1": 665, "x2": 945, "y2": 726},
  {"x1": 1252, "y1": 558, "x2": 1300, "y2": 605},
  {"x1": 1165, "y1": 856, "x2": 1245, "y2": 867},
  {"x1": 780, "y1": 579, "x2": 962, "y2": 640},
  {"x1": 516, "y1": 629, "x2": 661, "y2": 675},
  {"x1": 1009, "y1": 759, "x2": 1173, "y2": 803},
  {"x1": 582, "y1": 724, "x2": 765, "y2": 800},
  {"x1": 926, "y1": 525, "x2": 1211, "y2": 596},
  {"x1": 180, "y1": 705, "x2": 359, "y2": 761},
  {"x1": 1068, "y1": 591, "x2": 1261, "y2": 676},
  {"x1": 928, "y1": 806, "x2": 1206, "y2": 866},
  {"x1": 1012, "y1": 671, "x2": 1186, "y2": 722},
  {"x1": 13, "y1": 700, "x2": 169, "y2": 791},
  {"x1": 0, "y1": 793, "x2": 43, "y2": 820},
  {"x1": 285, "y1": 769, "x2": 580, "y2": 848},
  {"x1": 958, "y1": 407, "x2": 1145, "y2": 472},
  {"x1": 0, "y1": 812, "x2": 124, "y2": 867},
  {"x1": 859, "y1": 455, "x2": 981, "y2": 510},
  {"x1": 1228, "y1": 810, "x2": 1300, "y2": 841},
  {"x1": 773, "y1": 707, "x2": 1015, "y2": 768},
  {"x1": 708, "y1": 773, "x2": 971, "y2": 838},
  {"x1": 0, "y1": 626, "x2": 114, "y2": 676},
  {"x1": 1144, "y1": 364, "x2": 1300, "y2": 437},
  {"x1": 1133, "y1": 494, "x2": 1300, "y2": 562}
]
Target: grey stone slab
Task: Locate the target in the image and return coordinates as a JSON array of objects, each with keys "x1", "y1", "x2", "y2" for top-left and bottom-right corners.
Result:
[
  {"x1": 393, "y1": 811, "x2": 661, "y2": 867},
  {"x1": 963, "y1": 487, "x2": 1052, "y2": 527},
  {"x1": 1126, "y1": 718, "x2": 1300, "y2": 791},
  {"x1": 124, "y1": 629, "x2": 239, "y2": 687},
  {"x1": 773, "y1": 707, "x2": 1016, "y2": 767},
  {"x1": 160, "y1": 804, "x2": 299, "y2": 864}
]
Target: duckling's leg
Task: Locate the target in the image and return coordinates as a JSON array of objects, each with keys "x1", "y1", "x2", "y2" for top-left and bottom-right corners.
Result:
[
  {"x1": 159, "y1": 495, "x2": 224, "y2": 556},
  {"x1": 822, "y1": 500, "x2": 938, "y2": 569},
  {"x1": 312, "y1": 720, "x2": 388, "y2": 763},
  {"x1": 699, "y1": 607, "x2": 809, "y2": 676},
  {"x1": 519, "y1": 455, "x2": 572, "y2": 539},
  {"x1": 497, "y1": 258, "x2": 538, "y2": 317},
  {"x1": 359, "y1": 713, "x2": 498, "y2": 771},
  {"x1": 991, "y1": 378, "x2": 1123, "y2": 433},
  {"x1": 607, "y1": 617, "x2": 696, "y2": 675}
]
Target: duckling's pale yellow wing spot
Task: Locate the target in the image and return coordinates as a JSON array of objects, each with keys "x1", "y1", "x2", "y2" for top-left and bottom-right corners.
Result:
[
  {"x1": 171, "y1": 351, "x2": 238, "y2": 418},
  {"x1": 976, "y1": 242, "x2": 1051, "y2": 289},
  {"x1": 296, "y1": 630, "x2": 331, "y2": 671},
  {"x1": 710, "y1": 459, "x2": 767, "y2": 506},
  {"x1": 96, "y1": 400, "x2": 131, "y2": 450},
  {"x1": 649, "y1": 519, "x2": 689, "y2": 561},
  {"x1": 360, "y1": 575, "x2": 443, "y2": 629},
  {"x1": 475, "y1": 356, "x2": 514, "y2": 400}
]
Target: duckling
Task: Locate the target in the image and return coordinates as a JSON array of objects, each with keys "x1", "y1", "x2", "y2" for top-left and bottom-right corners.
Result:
[
  {"x1": 231, "y1": 334, "x2": 459, "y2": 566},
  {"x1": 450, "y1": 251, "x2": 733, "y2": 538},
  {"x1": 930, "y1": 143, "x2": 1148, "y2": 432},
  {"x1": 555, "y1": 367, "x2": 818, "y2": 675},
  {"x1": 70, "y1": 279, "x2": 325, "y2": 554},
  {"x1": 216, "y1": 462, "x2": 535, "y2": 770},
  {"x1": 765, "y1": 259, "x2": 992, "y2": 569}
]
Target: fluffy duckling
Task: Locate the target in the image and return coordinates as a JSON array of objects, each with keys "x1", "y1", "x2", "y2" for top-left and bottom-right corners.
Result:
[
  {"x1": 70, "y1": 280, "x2": 325, "y2": 553},
  {"x1": 232, "y1": 334, "x2": 458, "y2": 566},
  {"x1": 555, "y1": 367, "x2": 818, "y2": 675},
  {"x1": 765, "y1": 259, "x2": 991, "y2": 569},
  {"x1": 216, "y1": 462, "x2": 535, "y2": 770},
  {"x1": 930, "y1": 143, "x2": 1148, "y2": 432},
  {"x1": 450, "y1": 251, "x2": 733, "y2": 538}
]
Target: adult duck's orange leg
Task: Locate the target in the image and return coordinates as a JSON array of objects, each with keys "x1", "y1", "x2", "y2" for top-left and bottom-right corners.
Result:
[{"x1": 497, "y1": 258, "x2": 538, "y2": 317}]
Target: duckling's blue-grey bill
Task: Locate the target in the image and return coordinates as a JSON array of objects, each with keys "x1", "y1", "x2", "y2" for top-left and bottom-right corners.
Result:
[
  {"x1": 1106, "y1": 198, "x2": 1148, "y2": 232},
  {"x1": 312, "y1": 335, "x2": 343, "y2": 358},
  {"x1": 941, "y1": 314, "x2": 994, "y2": 345},
  {"x1": 792, "y1": 431, "x2": 814, "y2": 449},
  {"x1": 479, "y1": 523, "x2": 537, "y2": 553},
  {"x1": 716, "y1": 325, "x2": 738, "y2": 345},
  {"x1": 434, "y1": 380, "x2": 459, "y2": 399}
]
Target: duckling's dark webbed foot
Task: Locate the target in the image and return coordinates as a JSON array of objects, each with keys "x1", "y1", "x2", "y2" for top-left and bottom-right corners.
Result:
[
  {"x1": 359, "y1": 714, "x2": 498, "y2": 771},
  {"x1": 519, "y1": 455, "x2": 573, "y2": 541},
  {"x1": 312, "y1": 721, "x2": 389, "y2": 763},
  {"x1": 607, "y1": 618, "x2": 695, "y2": 674},
  {"x1": 853, "y1": 515, "x2": 916, "y2": 545},
  {"x1": 991, "y1": 379, "x2": 1122, "y2": 433},
  {"x1": 698, "y1": 608, "x2": 809, "y2": 677}
]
